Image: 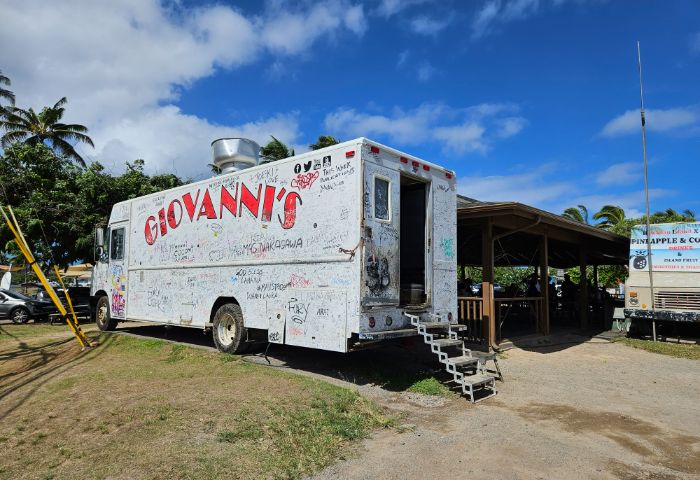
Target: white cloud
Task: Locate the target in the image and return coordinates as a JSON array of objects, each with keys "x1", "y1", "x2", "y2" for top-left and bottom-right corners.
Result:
[
  {"x1": 471, "y1": 0, "x2": 602, "y2": 39},
  {"x1": 417, "y1": 62, "x2": 437, "y2": 82},
  {"x1": 570, "y1": 189, "x2": 674, "y2": 220},
  {"x1": 324, "y1": 102, "x2": 526, "y2": 154},
  {"x1": 457, "y1": 161, "x2": 673, "y2": 219},
  {"x1": 0, "y1": 0, "x2": 365, "y2": 178},
  {"x1": 261, "y1": 1, "x2": 366, "y2": 55},
  {"x1": 409, "y1": 15, "x2": 451, "y2": 36},
  {"x1": 495, "y1": 117, "x2": 528, "y2": 138},
  {"x1": 88, "y1": 107, "x2": 300, "y2": 179},
  {"x1": 600, "y1": 106, "x2": 700, "y2": 137},
  {"x1": 594, "y1": 162, "x2": 642, "y2": 187},
  {"x1": 397, "y1": 50, "x2": 410, "y2": 67},
  {"x1": 375, "y1": 0, "x2": 433, "y2": 18},
  {"x1": 458, "y1": 164, "x2": 575, "y2": 205},
  {"x1": 434, "y1": 123, "x2": 487, "y2": 154}
]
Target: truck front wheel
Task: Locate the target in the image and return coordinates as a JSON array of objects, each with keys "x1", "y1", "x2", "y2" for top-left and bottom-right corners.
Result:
[
  {"x1": 212, "y1": 303, "x2": 248, "y2": 354},
  {"x1": 95, "y1": 296, "x2": 118, "y2": 331}
]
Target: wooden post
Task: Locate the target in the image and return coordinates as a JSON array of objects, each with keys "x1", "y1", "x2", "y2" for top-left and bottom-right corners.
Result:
[
  {"x1": 482, "y1": 219, "x2": 495, "y2": 349},
  {"x1": 579, "y1": 248, "x2": 589, "y2": 329},
  {"x1": 539, "y1": 233, "x2": 550, "y2": 335}
]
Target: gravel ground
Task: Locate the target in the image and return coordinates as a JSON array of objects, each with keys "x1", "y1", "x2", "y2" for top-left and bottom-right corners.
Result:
[{"x1": 311, "y1": 337, "x2": 700, "y2": 480}]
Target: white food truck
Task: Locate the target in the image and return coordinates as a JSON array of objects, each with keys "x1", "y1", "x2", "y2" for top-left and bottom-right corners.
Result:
[{"x1": 91, "y1": 138, "x2": 458, "y2": 353}]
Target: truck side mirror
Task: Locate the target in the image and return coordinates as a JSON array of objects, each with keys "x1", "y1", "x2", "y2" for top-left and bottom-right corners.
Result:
[{"x1": 95, "y1": 228, "x2": 105, "y2": 247}]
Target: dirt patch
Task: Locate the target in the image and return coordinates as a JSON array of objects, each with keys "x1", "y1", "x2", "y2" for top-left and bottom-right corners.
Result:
[{"x1": 515, "y1": 403, "x2": 700, "y2": 475}]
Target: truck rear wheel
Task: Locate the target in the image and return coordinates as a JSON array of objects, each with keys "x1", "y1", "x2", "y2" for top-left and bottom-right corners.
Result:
[
  {"x1": 212, "y1": 303, "x2": 248, "y2": 354},
  {"x1": 95, "y1": 296, "x2": 118, "y2": 331}
]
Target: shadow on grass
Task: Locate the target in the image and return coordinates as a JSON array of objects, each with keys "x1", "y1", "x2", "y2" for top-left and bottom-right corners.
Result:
[
  {"x1": 111, "y1": 323, "x2": 454, "y2": 396},
  {"x1": 0, "y1": 332, "x2": 113, "y2": 421}
]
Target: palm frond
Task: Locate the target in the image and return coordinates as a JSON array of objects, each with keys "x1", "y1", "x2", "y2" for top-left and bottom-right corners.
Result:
[{"x1": 51, "y1": 137, "x2": 86, "y2": 167}]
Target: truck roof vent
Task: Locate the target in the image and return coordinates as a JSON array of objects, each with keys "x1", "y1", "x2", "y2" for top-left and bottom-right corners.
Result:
[{"x1": 211, "y1": 138, "x2": 260, "y2": 175}]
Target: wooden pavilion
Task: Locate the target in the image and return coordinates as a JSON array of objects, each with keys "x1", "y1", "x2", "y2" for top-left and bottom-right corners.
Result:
[{"x1": 456, "y1": 196, "x2": 629, "y2": 349}]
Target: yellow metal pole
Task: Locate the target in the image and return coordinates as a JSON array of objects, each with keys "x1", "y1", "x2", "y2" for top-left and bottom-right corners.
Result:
[
  {"x1": 0, "y1": 206, "x2": 92, "y2": 348},
  {"x1": 53, "y1": 265, "x2": 78, "y2": 323}
]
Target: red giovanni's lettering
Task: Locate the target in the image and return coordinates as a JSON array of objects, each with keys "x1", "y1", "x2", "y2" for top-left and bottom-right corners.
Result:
[{"x1": 143, "y1": 183, "x2": 302, "y2": 245}]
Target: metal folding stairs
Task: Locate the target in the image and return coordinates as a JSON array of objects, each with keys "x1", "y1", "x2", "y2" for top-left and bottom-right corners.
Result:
[{"x1": 405, "y1": 313, "x2": 499, "y2": 403}]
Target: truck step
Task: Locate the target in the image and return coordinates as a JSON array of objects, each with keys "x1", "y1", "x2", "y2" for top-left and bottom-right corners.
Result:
[
  {"x1": 447, "y1": 355, "x2": 480, "y2": 368},
  {"x1": 407, "y1": 308, "x2": 499, "y2": 403},
  {"x1": 458, "y1": 374, "x2": 495, "y2": 388},
  {"x1": 419, "y1": 321, "x2": 451, "y2": 329},
  {"x1": 432, "y1": 338, "x2": 463, "y2": 348}
]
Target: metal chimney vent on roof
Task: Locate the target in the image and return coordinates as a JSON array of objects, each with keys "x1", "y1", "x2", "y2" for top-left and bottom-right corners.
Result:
[{"x1": 211, "y1": 138, "x2": 260, "y2": 175}]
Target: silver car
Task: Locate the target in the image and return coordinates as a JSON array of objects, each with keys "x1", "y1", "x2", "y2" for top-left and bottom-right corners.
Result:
[{"x1": 0, "y1": 289, "x2": 56, "y2": 324}]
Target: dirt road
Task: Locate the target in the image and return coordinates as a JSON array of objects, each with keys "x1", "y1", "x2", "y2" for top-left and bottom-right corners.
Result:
[{"x1": 311, "y1": 337, "x2": 700, "y2": 480}]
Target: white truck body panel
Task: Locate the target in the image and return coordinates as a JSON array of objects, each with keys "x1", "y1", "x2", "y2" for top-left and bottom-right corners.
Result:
[{"x1": 91, "y1": 138, "x2": 457, "y2": 352}]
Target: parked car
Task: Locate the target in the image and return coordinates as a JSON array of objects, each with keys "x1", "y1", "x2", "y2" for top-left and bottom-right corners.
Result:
[{"x1": 0, "y1": 289, "x2": 57, "y2": 324}]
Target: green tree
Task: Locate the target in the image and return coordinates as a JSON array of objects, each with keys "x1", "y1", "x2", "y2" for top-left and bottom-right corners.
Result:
[
  {"x1": 0, "y1": 97, "x2": 94, "y2": 167},
  {"x1": 309, "y1": 135, "x2": 339, "y2": 150},
  {"x1": 562, "y1": 205, "x2": 589, "y2": 224},
  {"x1": 260, "y1": 136, "x2": 294, "y2": 163},
  {"x1": 0, "y1": 70, "x2": 14, "y2": 109},
  {"x1": 0, "y1": 144, "x2": 187, "y2": 267},
  {"x1": 0, "y1": 143, "x2": 82, "y2": 267},
  {"x1": 592, "y1": 205, "x2": 625, "y2": 230},
  {"x1": 649, "y1": 208, "x2": 696, "y2": 223}
]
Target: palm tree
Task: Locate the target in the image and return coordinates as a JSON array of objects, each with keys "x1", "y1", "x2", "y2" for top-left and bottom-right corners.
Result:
[
  {"x1": 260, "y1": 135, "x2": 294, "y2": 163},
  {"x1": 0, "y1": 70, "x2": 14, "y2": 108},
  {"x1": 650, "y1": 208, "x2": 696, "y2": 223},
  {"x1": 309, "y1": 135, "x2": 339, "y2": 150},
  {"x1": 562, "y1": 205, "x2": 589, "y2": 224},
  {"x1": 592, "y1": 205, "x2": 625, "y2": 230},
  {"x1": 0, "y1": 97, "x2": 93, "y2": 167}
]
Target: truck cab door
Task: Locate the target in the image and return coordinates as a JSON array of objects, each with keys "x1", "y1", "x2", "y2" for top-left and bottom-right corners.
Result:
[
  {"x1": 362, "y1": 160, "x2": 400, "y2": 307},
  {"x1": 108, "y1": 224, "x2": 129, "y2": 319}
]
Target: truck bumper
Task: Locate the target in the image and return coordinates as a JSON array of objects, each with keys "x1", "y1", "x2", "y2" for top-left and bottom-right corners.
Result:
[{"x1": 624, "y1": 308, "x2": 700, "y2": 323}]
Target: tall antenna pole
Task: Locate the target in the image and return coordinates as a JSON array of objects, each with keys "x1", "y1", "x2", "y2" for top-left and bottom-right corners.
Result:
[{"x1": 637, "y1": 41, "x2": 656, "y2": 342}]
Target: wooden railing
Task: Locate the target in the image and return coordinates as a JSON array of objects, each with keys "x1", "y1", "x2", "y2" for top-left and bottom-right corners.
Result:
[
  {"x1": 458, "y1": 296, "x2": 484, "y2": 343},
  {"x1": 459, "y1": 296, "x2": 545, "y2": 344}
]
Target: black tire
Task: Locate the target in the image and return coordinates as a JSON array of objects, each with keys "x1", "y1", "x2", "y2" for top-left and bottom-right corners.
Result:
[
  {"x1": 10, "y1": 307, "x2": 30, "y2": 324},
  {"x1": 212, "y1": 303, "x2": 248, "y2": 354},
  {"x1": 95, "y1": 296, "x2": 118, "y2": 331}
]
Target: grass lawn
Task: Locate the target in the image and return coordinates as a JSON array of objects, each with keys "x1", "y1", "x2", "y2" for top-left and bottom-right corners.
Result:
[
  {"x1": 0, "y1": 324, "x2": 392, "y2": 480},
  {"x1": 614, "y1": 337, "x2": 700, "y2": 360}
]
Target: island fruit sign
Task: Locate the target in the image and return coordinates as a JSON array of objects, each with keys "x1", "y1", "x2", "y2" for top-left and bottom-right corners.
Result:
[{"x1": 630, "y1": 223, "x2": 700, "y2": 272}]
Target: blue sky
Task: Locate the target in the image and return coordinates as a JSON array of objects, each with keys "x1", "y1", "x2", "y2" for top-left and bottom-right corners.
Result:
[{"x1": 1, "y1": 0, "x2": 698, "y2": 218}]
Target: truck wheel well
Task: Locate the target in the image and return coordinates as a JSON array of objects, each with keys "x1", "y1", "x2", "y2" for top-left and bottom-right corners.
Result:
[
  {"x1": 91, "y1": 290, "x2": 108, "y2": 309},
  {"x1": 210, "y1": 297, "x2": 240, "y2": 322}
]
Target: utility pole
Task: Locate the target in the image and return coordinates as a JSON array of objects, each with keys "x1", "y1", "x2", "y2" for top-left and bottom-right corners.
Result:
[{"x1": 637, "y1": 41, "x2": 656, "y2": 342}]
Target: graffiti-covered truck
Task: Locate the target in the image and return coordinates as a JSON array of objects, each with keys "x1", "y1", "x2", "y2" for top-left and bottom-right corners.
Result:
[
  {"x1": 625, "y1": 222, "x2": 700, "y2": 329},
  {"x1": 90, "y1": 137, "x2": 457, "y2": 353}
]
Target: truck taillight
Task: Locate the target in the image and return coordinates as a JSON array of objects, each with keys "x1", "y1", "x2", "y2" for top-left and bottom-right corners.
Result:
[
  {"x1": 368, "y1": 317, "x2": 376, "y2": 328},
  {"x1": 346, "y1": 151, "x2": 355, "y2": 158},
  {"x1": 370, "y1": 146, "x2": 380, "y2": 154},
  {"x1": 423, "y1": 164, "x2": 430, "y2": 171},
  {"x1": 400, "y1": 156, "x2": 408, "y2": 164},
  {"x1": 445, "y1": 172, "x2": 453, "y2": 179},
  {"x1": 411, "y1": 161, "x2": 419, "y2": 168}
]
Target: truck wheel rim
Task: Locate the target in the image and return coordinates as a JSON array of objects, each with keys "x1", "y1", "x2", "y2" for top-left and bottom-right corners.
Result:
[
  {"x1": 13, "y1": 310, "x2": 28, "y2": 323},
  {"x1": 97, "y1": 304, "x2": 108, "y2": 326},
  {"x1": 217, "y1": 313, "x2": 236, "y2": 346}
]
